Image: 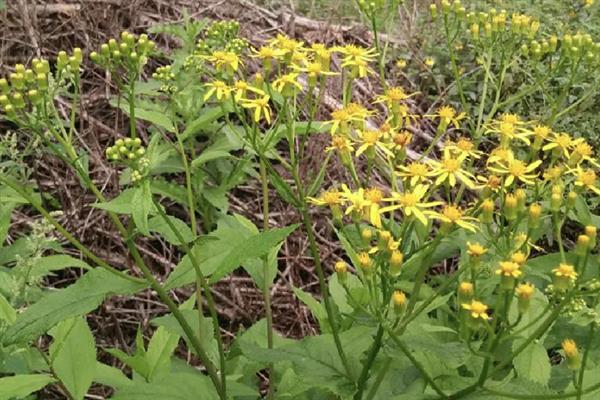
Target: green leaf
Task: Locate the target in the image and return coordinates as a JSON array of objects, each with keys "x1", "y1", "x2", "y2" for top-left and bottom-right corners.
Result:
[
  {"x1": 31, "y1": 255, "x2": 92, "y2": 275},
  {"x1": 145, "y1": 326, "x2": 180, "y2": 382},
  {"x1": 242, "y1": 242, "x2": 282, "y2": 289},
  {"x1": 180, "y1": 107, "x2": 226, "y2": 141},
  {"x1": 209, "y1": 224, "x2": 299, "y2": 284},
  {"x1": 94, "y1": 363, "x2": 133, "y2": 389},
  {"x1": 132, "y1": 181, "x2": 154, "y2": 236},
  {"x1": 49, "y1": 318, "x2": 97, "y2": 400},
  {"x1": 293, "y1": 287, "x2": 329, "y2": 332},
  {"x1": 92, "y1": 188, "x2": 138, "y2": 214},
  {"x1": 191, "y1": 150, "x2": 232, "y2": 168},
  {"x1": 0, "y1": 292, "x2": 16, "y2": 324},
  {"x1": 4, "y1": 269, "x2": 146, "y2": 345},
  {"x1": 111, "y1": 99, "x2": 175, "y2": 132},
  {"x1": 0, "y1": 374, "x2": 55, "y2": 400},
  {"x1": 110, "y1": 372, "x2": 219, "y2": 400},
  {"x1": 147, "y1": 215, "x2": 194, "y2": 245},
  {"x1": 152, "y1": 309, "x2": 219, "y2": 365},
  {"x1": 512, "y1": 341, "x2": 551, "y2": 386}
]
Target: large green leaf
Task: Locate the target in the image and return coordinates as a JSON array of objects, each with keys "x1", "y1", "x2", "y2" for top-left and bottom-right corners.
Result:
[
  {"x1": 0, "y1": 292, "x2": 16, "y2": 324},
  {"x1": 0, "y1": 374, "x2": 55, "y2": 400},
  {"x1": 164, "y1": 219, "x2": 298, "y2": 288},
  {"x1": 152, "y1": 309, "x2": 219, "y2": 365},
  {"x1": 92, "y1": 188, "x2": 138, "y2": 214},
  {"x1": 180, "y1": 106, "x2": 226, "y2": 140},
  {"x1": 147, "y1": 215, "x2": 194, "y2": 245},
  {"x1": 240, "y1": 325, "x2": 373, "y2": 397},
  {"x1": 208, "y1": 224, "x2": 299, "y2": 284},
  {"x1": 110, "y1": 372, "x2": 219, "y2": 400},
  {"x1": 111, "y1": 99, "x2": 175, "y2": 132},
  {"x1": 4, "y1": 269, "x2": 146, "y2": 345},
  {"x1": 31, "y1": 255, "x2": 92, "y2": 275},
  {"x1": 49, "y1": 318, "x2": 97, "y2": 400},
  {"x1": 512, "y1": 341, "x2": 551, "y2": 386},
  {"x1": 293, "y1": 287, "x2": 329, "y2": 332}
]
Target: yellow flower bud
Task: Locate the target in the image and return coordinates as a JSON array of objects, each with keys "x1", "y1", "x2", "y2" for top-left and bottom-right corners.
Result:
[
  {"x1": 361, "y1": 228, "x2": 373, "y2": 243},
  {"x1": 551, "y1": 192, "x2": 562, "y2": 212},
  {"x1": 504, "y1": 194, "x2": 518, "y2": 221},
  {"x1": 335, "y1": 261, "x2": 348, "y2": 283},
  {"x1": 458, "y1": 281, "x2": 474, "y2": 303},
  {"x1": 567, "y1": 191, "x2": 577, "y2": 208},
  {"x1": 392, "y1": 290, "x2": 407, "y2": 314},
  {"x1": 358, "y1": 252, "x2": 372, "y2": 276},
  {"x1": 528, "y1": 203, "x2": 542, "y2": 229},
  {"x1": 480, "y1": 199, "x2": 494, "y2": 224},
  {"x1": 389, "y1": 250, "x2": 403, "y2": 276},
  {"x1": 585, "y1": 225, "x2": 597, "y2": 248},
  {"x1": 515, "y1": 283, "x2": 535, "y2": 313},
  {"x1": 576, "y1": 235, "x2": 590, "y2": 256},
  {"x1": 562, "y1": 339, "x2": 580, "y2": 370}
]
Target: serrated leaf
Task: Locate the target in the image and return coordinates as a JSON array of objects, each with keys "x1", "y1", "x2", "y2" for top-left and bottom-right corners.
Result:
[
  {"x1": 49, "y1": 318, "x2": 97, "y2": 400},
  {"x1": 209, "y1": 224, "x2": 299, "y2": 284},
  {"x1": 513, "y1": 341, "x2": 551, "y2": 386},
  {"x1": 4, "y1": 269, "x2": 146, "y2": 345},
  {"x1": 0, "y1": 374, "x2": 55, "y2": 400},
  {"x1": 147, "y1": 215, "x2": 194, "y2": 245}
]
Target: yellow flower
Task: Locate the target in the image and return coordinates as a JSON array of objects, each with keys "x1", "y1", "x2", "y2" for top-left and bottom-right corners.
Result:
[
  {"x1": 428, "y1": 148, "x2": 477, "y2": 188},
  {"x1": 374, "y1": 86, "x2": 414, "y2": 108},
  {"x1": 562, "y1": 339, "x2": 579, "y2": 360},
  {"x1": 396, "y1": 162, "x2": 431, "y2": 186},
  {"x1": 424, "y1": 57, "x2": 435, "y2": 67},
  {"x1": 204, "y1": 50, "x2": 241, "y2": 73},
  {"x1": 306, "y1": 190, "x2": 343, "y2": 207},
  {"x1": 389, "y1": 130, "x2": 413, "y2": 152},
  {"x1": 570, "y1": 167, "x2": 600, "y2": 195},
  {"x1": 487, "y1": 153, "x2": 542, "y2": 187},
  {"x1": 432, "y1": 106, "x2": 466, "y2": 129},
  {"x1": 380, "y1": 184, "x2": 442, "y2": 225},
  {"x1": 327, "y1": 135, "x2": 354, "y2": 153},
  {"x1": 543, "y1": 165, "x2": 565, "y2": 182},
  {"x1": 269, "y1": 34, "x2": 305, "y2": 56},
  {"x1": 462, "y1": 300, "x2": 489, "y2": 320},
  {"x1": 446, "y1": 137, "x2": 483, "y2": 159},
  {"x1": 251, "y1": 46, "x2": 286, "y2": 62},
  {"x1": 240, "y1": 95, "x2": 272, "y2": 124},
  {"x1": 203, "y1": 80, "x2": 232, "y2": 102},
  {"x1": 511, "y1": 251, "x2": 528, "y2": 265},
  {"x1": 233, "y1": 80, "x2": 264, "y2": 102},
  {"x1": 428, "y1": 204, "x2": 479, "y2": 232},
  {"x1": 334, "y1": 44, "x2": 377, "y2": 77},
  {"x1": 485, "y1": 116, "x2": 532, "y2": 146},
  {"x1": 495, "y1": 261, "x2": 522, "y2": 278},
  {"x1": 542, "y1": 132, "x2": 576, "y2": 158},
  {"x1": 355, "y1": 129, "x2": 394, "y2": 158},
  {"x1": 272, "y1": 72, "x2": 302, "y2": 94},
  {"x1": 552, "y1": 263, "x2": 577, "y2": 279},
  {"x1": 476, "y1": 174, "x2": 503, "y2": 193},
  {"x1": 467, "y1": 242, "x2": 488, "y2": 257},
  {"x1": 364, "y1": 187, "x2": 385, "y2": 228},
  {"x1": 328, "y1": 108, "x2": 354, "y2": 135},
  {"x1": 294, "y1": 62, "x2": 338, "y2": 79},
  {"x1": 515, "y1": 283, "x2": 535, "y2": 299},
  {"x1": 340, "y1": 185, "x2": 368, "y2": 216}
]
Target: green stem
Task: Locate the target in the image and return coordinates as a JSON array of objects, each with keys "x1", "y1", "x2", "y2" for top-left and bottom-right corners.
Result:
[
  {"x1": 151, "y1": 198, "x2": 227, "y2": 399},
  {"x1": 576, "y1": 323, "x2": 596, "y2": 400},
  {"x1": 365, "y1": 357, "x2": 392, "y2": 400},
  {"x1": 259, "y1": 158, "x2": 276, "y2": 400},
  {"x1": 353, "y1": 325, "x2": 384, "y2": 400}
]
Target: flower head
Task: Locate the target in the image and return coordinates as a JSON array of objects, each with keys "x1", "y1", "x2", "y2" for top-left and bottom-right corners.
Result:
[{"x1": 462, "y1": 300, "x2": 490, "y2": 320}]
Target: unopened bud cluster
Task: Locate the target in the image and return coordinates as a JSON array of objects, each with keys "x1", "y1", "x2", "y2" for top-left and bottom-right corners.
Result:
[
  {"x1": 90, "y1": 31, "x2": 155, "y2": 74},
  {"x1": 105, "y1": 137, "x2": 149, "y2": 183}
]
